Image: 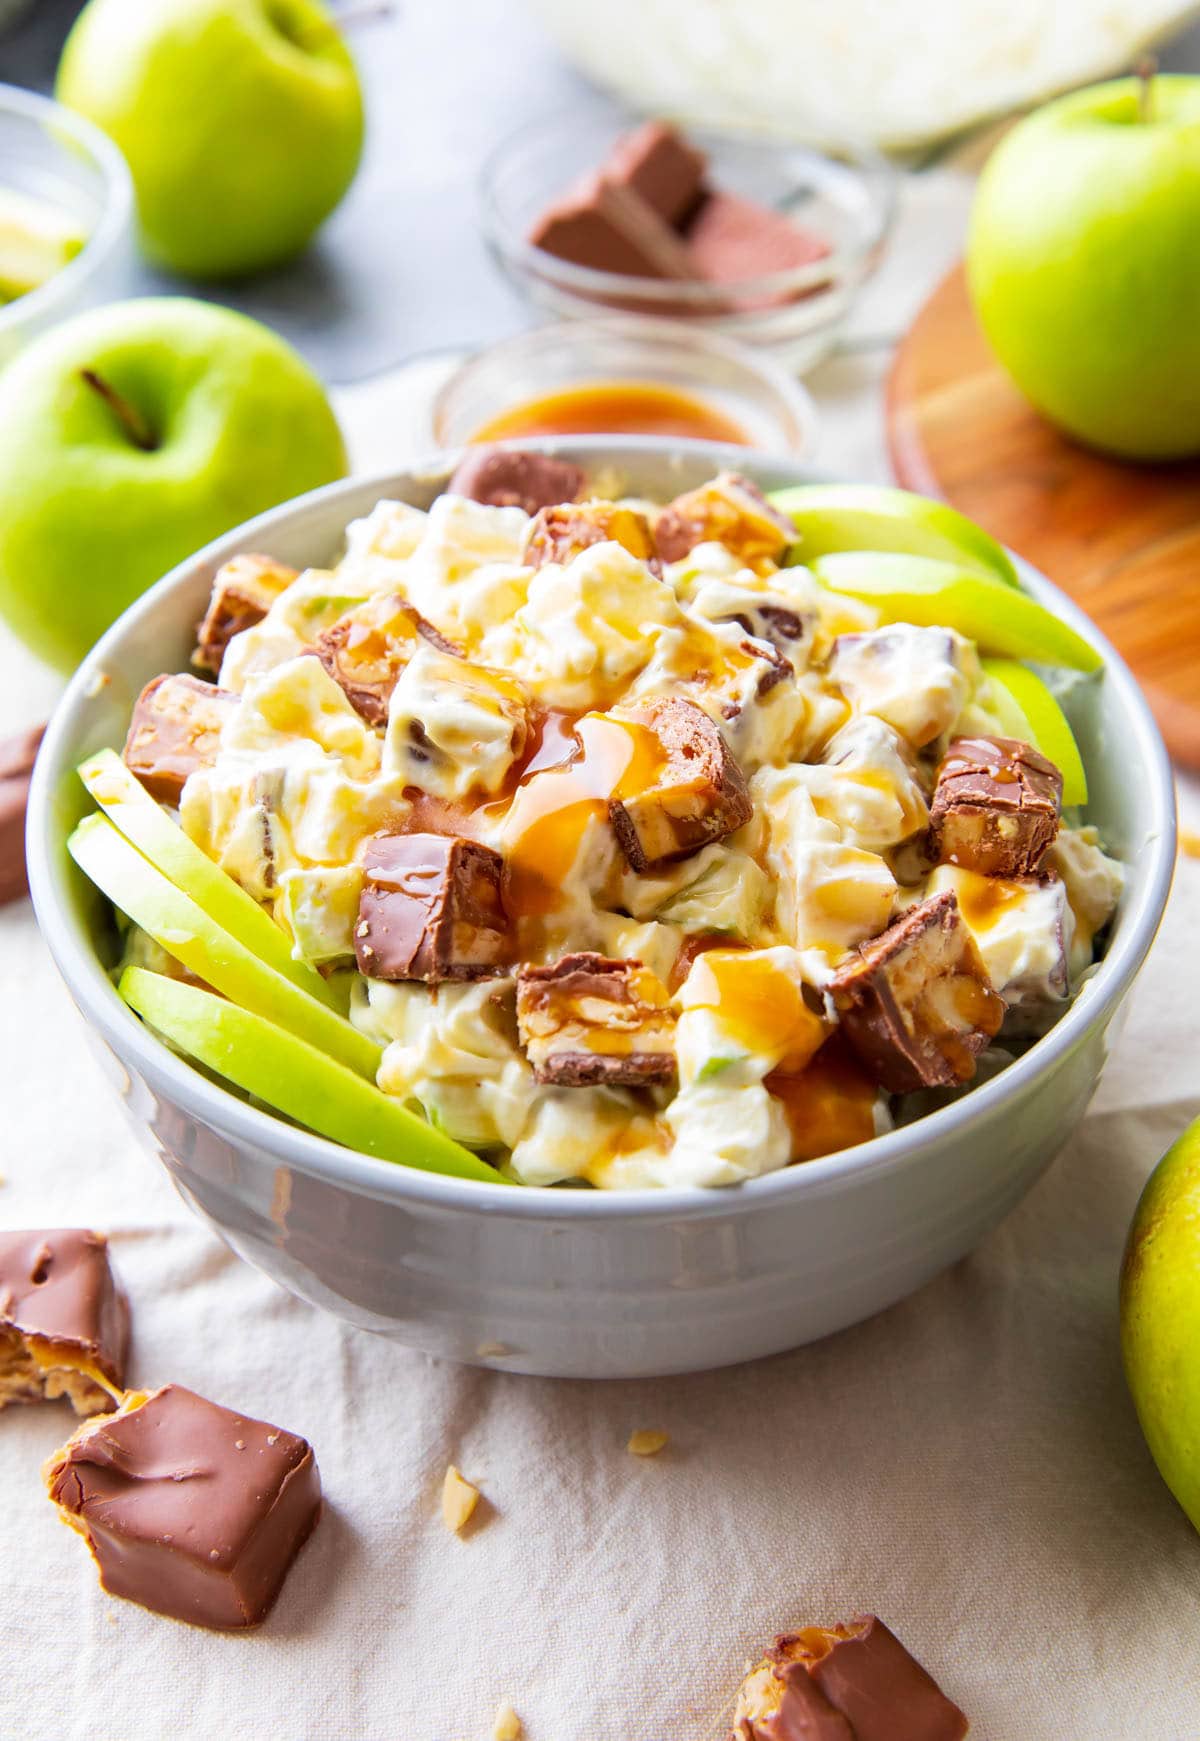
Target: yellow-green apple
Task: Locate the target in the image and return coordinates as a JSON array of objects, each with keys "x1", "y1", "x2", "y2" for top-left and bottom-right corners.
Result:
[
  {"x1": 968, "y1": 75, "x2": 1200, "y2": 459},
  {"x1": 771, "y1": 483, "x2": 1018, "y2": 585},
  {"x1": 57, "y1": 0, "x2": 363, "y2": 279},
  {"x1": 1121, "y1": 1115, "x2": 1200, "y2": 1532},
  {"x1": 69, "y1": 812, "x2": 379, "y2": 1079},
  {"x1": 0, "y1": 296, "x2": 346, "y2": 669},
  {"x1": 120, "y1": 966, "x2": 504, "y2": 1182},
  {"x1": 981, "y1": 658, "x2": 1088, "y2": 806},
  {"x1": 810, "y1": 552, "x2": 1101, "y2": 671}
]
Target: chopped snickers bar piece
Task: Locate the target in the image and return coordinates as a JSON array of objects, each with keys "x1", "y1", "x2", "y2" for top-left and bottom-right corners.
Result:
[
  {"x1": 602, "y1": 120, "x2": 708, "y2": 226},
  {"x1": 0, "y1": 1229, "x2": 128, "y2": 1415},
  {"x1": 529, "y1": 170, "x2": 698, "y2": 279},
  {"x1": 829, "y1": 891, "x2": 1003, "y2": 1095},
  {"x1": 516, "y1": 952, "x2": 675, "y2": 1087},
  {"x1": 446, "y1": 447, "x2": 585, "y2": 517},
  {"x1": 524, "y1": 501, "x2": 657, "y2": 571},
  {"x1": 192, "y1": 553, "x2": 298, "y2": 674},
  {"x1": 0, "y1": 724, "x2": 44, "y2": 906},
  {"x1": 731, "y1": 1616, "x2": 968, "y2": 1741},
  {"x1": 686, "y1": 190, "x2": 831, "y2": 286},
  {"x1": 44, "y1": 1383, "x2": 321, "y2": 1630},
  {"x1": 930, "y1": 735, "x2": 1063, "y2": 878},
  {"x1": 355, "y1": 832, "x2": 510, "y2": 983},
  {"x1": 654, "y1": 472, "x2": 796, "y2": 569},
  {"x1": 316, "y1": 592, "x2": 463, "y2": 727},
  {"x1": 122, "y1": 673, "x2": 236, "y2": 803},
  {"x1": 608, "y1": 697, "x2": 753, "y2": 872}
]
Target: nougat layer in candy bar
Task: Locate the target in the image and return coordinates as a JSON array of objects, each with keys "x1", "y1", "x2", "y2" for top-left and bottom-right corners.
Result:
[
  {"x1": 516, "y1": 952, "x2": 675, "y2": 1087},
  {"x1": 524, "y1": 501, "x2": 657, "y2": 571},
  {"x1": 355, "y1": 831, "x2": 511, "y2": 983},
  {"x1": 829, "y1": 891, "x2": 1003, "y2": 1094},
  {"x1": 609, "y1": 697, "x2": 753, "y2": 872},
  {"x1": 45, "y1": 1384, "x2": 321, "y2": 1629},
  {"x1": 446, "y1": 447, "x2": 585, "y2": 516},
  {"x1": 0, "y1": 1229, "x2": 128, "y2": 1415},
  {"x1": 316, "y1": 592, "x2": 463, "y2": 728},
  {"x1": 193, "y1": 553, "x2": 299, "y2": 674},
  {"x1": 930, "y1": 735, "x2": 1062, "y2": 878},
  {"x1": 732, "y1": 1616, "x2": 968, "y2": 1741},
  {"x1": 122, "y1": 674, "x2": 236, "y2": 803},
  {"x1": 654, "y1": 472, "x2": 796, "y2": 568}
]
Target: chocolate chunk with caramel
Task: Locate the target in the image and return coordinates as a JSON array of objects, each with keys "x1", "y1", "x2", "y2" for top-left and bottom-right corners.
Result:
[
  {"x1": 355, "y1": 832, "x2": 510, "y2": 983},
  {"x1": 608, "y1": 697, "x2": 753, "y2": 873},
  {"x1": 446, "y1": 447, "x2": 585, "y2": 517},
  {"x1": 654, "y1": 472, "x2": 796, "y2": 569},
  {"x1": 316, "y1": 592, "x2": 463, "y2": 727},
  {"x1": 192, "y1": 553, "x2": 298, "y2": 674},
  {"x1": 122, "y1": 674, "x2": 236, "y2": 803},
  {"x1": 0, "y1": 724, "x2": 44, "y2": 906},
  {"x1": 731, "y1": 1617, "x2": 968, "y2": 1741},
  {"x1": 524, "y1": 501, "x2": 657, "y2": 571},
  {"x1": 829, "y1": 891, "x2": 1003, "y2": 1095},
  {"x1": 930, "y1": 735, "x2": 1063, "y2": 878},
  {"x1": 0, "y1": 1229, "x2": 128, "y2": 1415},
  {"x1": 44, "y1": 1383, "x2": 321, "y2": 1630},
  {"x1": 516, "y1": 952, "x2": 675, "y2": 1087}
]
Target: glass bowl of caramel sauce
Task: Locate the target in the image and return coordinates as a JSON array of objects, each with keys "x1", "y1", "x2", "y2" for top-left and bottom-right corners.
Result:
[{"x1": 431, "y1": 317, "x2": 818, "y2": 456}]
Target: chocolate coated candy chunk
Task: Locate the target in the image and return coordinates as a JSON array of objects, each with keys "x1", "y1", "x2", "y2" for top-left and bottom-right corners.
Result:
[
  {"x1": 355, "y1": 832, "x2": 510, "y2": 983},
  {"x1": 654, "y1": 472, "x2": 796, "y2": 568},
  {"x1": 192, "y1": 552, "x2": 298, "y2": 674},
  {"x1": 930, "y1": 735, "x2": 1062, "y2": 878},
  {"x1": 516, "y1": 952, "x2": 675, "y2": 1087},
  {"x1": 316, "y1": 593, "x2": 462, "y2": 727},
  {"x1": 609, "y1": 697, "x2": 753, "y2": 872},
  {"x1": 45, "y1": 1384, "x2": 321, "y2": 1629},
  {"x1": 529, "y1": 170, "x2": 698, "y2": 279},
  {"x1": 524, "y1": 501, "x2": 657, "y2": 571},
  {"x1": 122, "y1": 673, "x2": 236, "y2": 803},
  {"x1": 0, "y1": 724, "x2": 44, "y2": 905},
  {"x1": 829, "y1": 891, "x2": 1003, "y2": 1095},
  {"x1": 446, "y1": 447, "x2": 585, "y2": 517},
  {"x1": 0, "y1": 1229, "x2": 128, "y2": 1415},
  {"x1": 686, "y1": 190, "x2": 831, "y2": 286},
  {"x1": 602, "y1": 120, "x2": 708, "y2": 227}
]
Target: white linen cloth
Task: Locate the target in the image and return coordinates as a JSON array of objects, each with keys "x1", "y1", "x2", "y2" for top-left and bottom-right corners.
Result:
[{"x1": 2, "y1": 170, "x2": 1198, "y2": 1741}]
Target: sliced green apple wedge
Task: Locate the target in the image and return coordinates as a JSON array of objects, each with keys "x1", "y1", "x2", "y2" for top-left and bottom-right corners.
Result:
[
  {"x1": 78, "y1": 749, "x2": 342, "y2": 1011},
  {"x1": 0, "y1": 187, "x2": 87, "y2": 300},
  {"x1": 119, "y1": 966, "x2": 505, "y2": 1184},
  {"x1": 69, "y1": 812, "x2": 380, "y2": 1080},
  {"x1": 811, "y1": 552, "x2": 1101, "y2": 672},
  {"x1": 769, "y1": 483, "x2": 1019, "y2": 586},
  {"x1": 981, "y1": 657, "x2": 1088, "y2": 807}
]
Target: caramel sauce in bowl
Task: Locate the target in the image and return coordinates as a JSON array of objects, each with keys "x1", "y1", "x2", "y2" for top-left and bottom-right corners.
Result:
[{"x1": 471, "y1": 380, "x2": 750, "y2": 446}]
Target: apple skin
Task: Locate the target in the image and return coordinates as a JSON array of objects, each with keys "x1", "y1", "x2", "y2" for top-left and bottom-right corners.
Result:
[
  {"x1": 968, "y1": 76, "x2": 1200, "y2": 460},
  {"x1": 0, "y1": 297, "x2": 346, "y2": 670},
  {"x1": 980, "y1": 657, "x2": 1088, "y2": 807},
  {"x1": 770, "y1": 483, "x2": 1019, "y2": 586},
  {"x1": 57, "y1": 0, "x2": 363, "y2": 280},
  {"x1": 1121, "y1": 1115, "x2": 1200, "y2": 1534}
]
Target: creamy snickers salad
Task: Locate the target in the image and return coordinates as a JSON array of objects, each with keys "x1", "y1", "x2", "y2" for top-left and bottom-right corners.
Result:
[{"x1": 110, "y1": 454, "x2": 1122, "y2": 1190}]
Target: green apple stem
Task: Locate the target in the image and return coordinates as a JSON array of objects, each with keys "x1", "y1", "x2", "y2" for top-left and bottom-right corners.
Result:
[
  {"x1": 1137, "y1": 55, "x2": 1157, "y2": 124},
  {"x1": 79, "y1": 369, "x2": 157, "y2": 452}
]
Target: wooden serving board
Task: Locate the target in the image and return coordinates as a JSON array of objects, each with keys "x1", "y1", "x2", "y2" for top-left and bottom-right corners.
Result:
[{"x1": 886, "y1": 262, "x2": 1200, "y2": 769}]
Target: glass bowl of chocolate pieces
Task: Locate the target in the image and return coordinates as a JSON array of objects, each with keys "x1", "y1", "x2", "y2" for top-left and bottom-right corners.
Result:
[{"x1": 479, "y1": 109, "x2": 895, "y2": 372}]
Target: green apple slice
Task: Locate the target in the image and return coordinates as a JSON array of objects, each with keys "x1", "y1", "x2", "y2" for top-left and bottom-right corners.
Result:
[
  {"x1": 78, "y1": 749, "x2": 342, "y2": 1011},
  {"x1": 811, "y1": 552, "x2": 1101, "y2": 672},
  {"x1": 981, "y1": 657, "x2": 1088, "y2": 807},
  {"x1": 769, "y1": 483, "x2": 1019, "y2": 586},
  {"x1": 119, "y1": 966, "x2": 505, "y2": 1184},
  {"x1": 69, "y1": 812, "x2": 380, "y2": 1080},
  {"x1": 0, "y1": 187, "x2": 88, "y2": 299}
]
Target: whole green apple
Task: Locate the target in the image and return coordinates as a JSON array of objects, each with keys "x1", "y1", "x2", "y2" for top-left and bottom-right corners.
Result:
[
  {"x1": 1121, "y1": 1114, "x2": 1200, "y2": 1533},
  {"x1": 0, "y1": 296, "x2": 346, "y2": 669},
  {"x1": 968, "y1": 75, "x2": 1200, "y2": 460},
  {"x1": 56, "y1": 0, "x2": 363, "y2": 279}
]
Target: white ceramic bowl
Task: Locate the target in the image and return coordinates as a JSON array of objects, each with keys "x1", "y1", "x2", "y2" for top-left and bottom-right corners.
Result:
[{"x1": 27, "y1": 439, "x2": 1176, "y2": 1379}]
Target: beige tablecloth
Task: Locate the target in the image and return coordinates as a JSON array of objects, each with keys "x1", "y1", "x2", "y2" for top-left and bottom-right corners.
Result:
[{"x1": 2, "y1": 171, "x2": 1199, "y2": 1741}]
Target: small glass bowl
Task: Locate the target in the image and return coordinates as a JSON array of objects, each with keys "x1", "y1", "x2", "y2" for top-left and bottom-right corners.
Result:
[
  {"x1": 431, "y1": 316, "x2": 819, "y2": 456},
  {"x1": 479, "y1": 108, "x2": 895, "y2": 374},
  {"x1": 0, "y1": 83, "x2": 135, "y2": 369}
]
